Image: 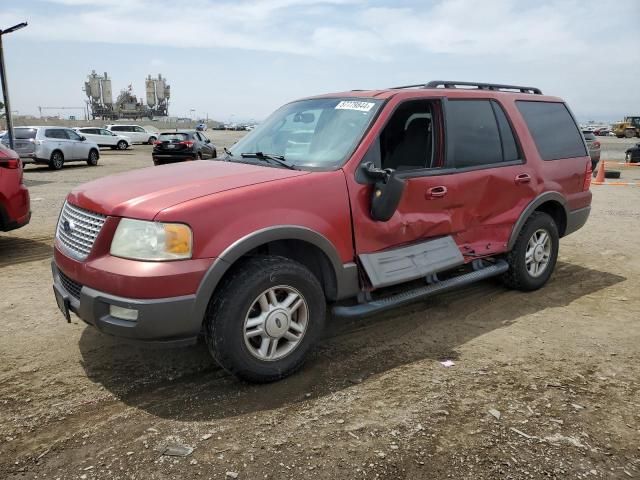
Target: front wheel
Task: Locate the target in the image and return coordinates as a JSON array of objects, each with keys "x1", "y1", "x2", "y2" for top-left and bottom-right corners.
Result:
[
  {"x1": 147, "y1": 136, "x2": 157, "y2": 145},
  {"x1": 87, "y1": 149, "x2": 99, "y2": 166},
  {"x1": 502, "y1": 212, "x2": 559, "y2": 291},
  {"x1": 205, "y1": 256, "x2": 326, "y2": 383},
  {"x1": 117, "y1": 140, "x2": 128, "y2": 150}
]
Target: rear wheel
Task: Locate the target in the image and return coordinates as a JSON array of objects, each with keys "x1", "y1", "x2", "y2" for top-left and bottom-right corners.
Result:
[
  {"x1": 87, "y1": 149, "x2": 99, "y2": 166},
  {"x1": 205, "y1": 256, "x2": 325, "y2": 383},
  {"x1": 147, "y1": 136, "x2": 157, "y2": 145},
  {"x1": 502, "y1": 212, "x2": 559, "y2": 291},
  {"x1": 196, "y1": 152, "x2": 203, "y2": 160},
  {"x1": 117, "y1": 140, "x2": 128, "y2": 150},
  {"x1": 49, "y1": 151, "x2": 64, "y2": 170},
  {"x1": 625, "y1": 129, "x2": 635, "y2": 138}
]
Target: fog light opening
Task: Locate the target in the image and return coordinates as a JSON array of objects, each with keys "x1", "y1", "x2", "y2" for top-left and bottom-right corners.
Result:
[{"x1": 109, "y1": 305, "x2": 139, "y2": 321}]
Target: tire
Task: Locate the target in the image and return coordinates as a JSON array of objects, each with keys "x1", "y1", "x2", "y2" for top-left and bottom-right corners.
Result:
[
  {"x1": 48, "y1": 150, "x2": 64, "y2": 170},
  {"x1": 605, "y1": 170, "x2": 621, "y2": 179},
  {"x1": 625, "y1": 129, "x2": 635, "y2": 139},
  {"x1": 196, "y1": 152, "x2": 203, "y2": 160},
  {"x1": 205, "y1": 256, "x2": 326, "y2": 383},
  {"x1": 212, "y1": 149, "x2": 217, "y2": 159},
  {"x1": 502, "y1": 212, "x2": 559, "y2": 291},
  {"x1": 117, "y1": 140, "x2": 128, "y2": 150},
  {"x1": 147, "y1": 136, "x2": 157, "y2": 145},
  {"x1": 87, "y1": 149, "x2": 99, "y2": 166}
]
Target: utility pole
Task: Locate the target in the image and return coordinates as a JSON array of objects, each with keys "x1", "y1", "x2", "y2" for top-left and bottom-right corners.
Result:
[{"x1": 0, "y1": 22, "x2": 27, "y2": 150}]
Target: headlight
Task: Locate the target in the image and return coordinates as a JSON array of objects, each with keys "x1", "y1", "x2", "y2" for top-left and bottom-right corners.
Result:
[{"x1": 110, "y1": 219, "x2": 192, "y2": 261}]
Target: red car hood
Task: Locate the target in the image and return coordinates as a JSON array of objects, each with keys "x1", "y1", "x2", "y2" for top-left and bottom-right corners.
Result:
[{"x1": 67, "y1": 161, "x2": 309, "y2": 219}]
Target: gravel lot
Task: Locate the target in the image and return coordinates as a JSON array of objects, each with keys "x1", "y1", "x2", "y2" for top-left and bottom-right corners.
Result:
[{"x1": 1, "y1": 134, "x2": 639, "y2": 479}]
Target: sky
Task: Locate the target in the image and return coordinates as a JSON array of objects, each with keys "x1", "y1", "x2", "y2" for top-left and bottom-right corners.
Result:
[{"x1": 1, "y1": 0, "x2": 639, "y2": 123}]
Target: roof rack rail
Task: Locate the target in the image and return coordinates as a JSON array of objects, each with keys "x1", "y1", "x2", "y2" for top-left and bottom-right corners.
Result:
[{"x1": 390, "y1": 81, "x2": 542, "y2": 95}]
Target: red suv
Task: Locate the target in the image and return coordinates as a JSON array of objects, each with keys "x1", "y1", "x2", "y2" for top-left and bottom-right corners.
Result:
[
  {"x1": 0, "y1": 143, "x2": 30, "y2": 232},
  {"x1": 52, "y1": 81, "x2": 592, "y2": 382}
]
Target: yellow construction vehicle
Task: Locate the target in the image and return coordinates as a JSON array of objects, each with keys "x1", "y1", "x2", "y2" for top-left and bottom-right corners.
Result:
[{"x1": 613, "y1": 116, "x2": 640, "y2": 138}]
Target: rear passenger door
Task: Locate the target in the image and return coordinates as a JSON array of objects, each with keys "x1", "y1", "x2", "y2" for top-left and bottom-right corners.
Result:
[
  {"x1": 441, "y1": 98, "x2": 537, "y2": 256},
  {"x1": 65, "y1": 129, "x2": 87, "y2": 159}
]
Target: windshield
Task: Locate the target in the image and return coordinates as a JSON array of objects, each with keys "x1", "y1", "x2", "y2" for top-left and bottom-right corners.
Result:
[
  {"x1": 228, "y1": 97, "x2": 383, "y2": 168},
  {"x1": 159, "y1": 133, "x2": 190, "y2": 142}
]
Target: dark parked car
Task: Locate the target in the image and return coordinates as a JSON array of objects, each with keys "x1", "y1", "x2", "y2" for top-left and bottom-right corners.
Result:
[
  {"x1": 626, "y1": 143, "x2": 640, "y2": 163},
  {"x1": 0, "y1": 143, "x2": 30, "y2": 232},
  {"x1": 152, "y1": 131, "x2": 217, "y2": 165},
  {"x1": 196, "y1": 123, "x2": 208, "y2": 132}
]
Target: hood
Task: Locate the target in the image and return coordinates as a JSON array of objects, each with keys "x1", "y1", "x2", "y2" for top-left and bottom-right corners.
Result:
[{"x1": 67, "y1": 161, "x2": 309, "y2": 219}]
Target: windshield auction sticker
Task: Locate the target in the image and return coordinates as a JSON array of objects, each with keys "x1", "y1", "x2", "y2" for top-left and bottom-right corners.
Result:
[{"x1": 335, "y1": 101, "x2": 376, "y2": 112}]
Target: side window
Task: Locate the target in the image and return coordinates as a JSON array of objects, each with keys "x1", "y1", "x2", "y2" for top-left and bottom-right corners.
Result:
[
  {"x1": 111, "y1": 126, "x2": 123, "y2": 132},
  {"x1": 194, "y1": 132, "x2": 202, "y2": 141},
  {"x1": 135, "y1": 126, "x2": 145, "y2": 133},
  {"x1": 516, "y1": 101, "x2": 587, "y2": 160},
  {"x1": 380, "y1": 100, "x2": 436, "y2": 171},
  {"x1": 101, "y1": 129, "x2": 112, "y2": 136},
  {"x1": 66, "y1": 129, "x2": 81, "y2": 141},
  {"x1": 446, "y1": 100, "x2": 503, "y2": 168},
  {"x1": 45, "y1": 129, "x2": 64, "y2": 139},
  {"x1": 491, "y1": 101, "x2": 521, "y2": 162}
]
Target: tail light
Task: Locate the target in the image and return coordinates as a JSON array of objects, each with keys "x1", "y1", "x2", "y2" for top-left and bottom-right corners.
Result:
[
  {"x1": 154, "y1": 141, "x2": 162, "y2": 145},
  {"x1": 0, "y1": 157, "x2": 21, "y2": 169},
  {"x1": 180, "y1": 141, "x2": 194, "y2": 147},
  {"x1": 583, "y1": 161, "x2": 592, "y2": 190}
]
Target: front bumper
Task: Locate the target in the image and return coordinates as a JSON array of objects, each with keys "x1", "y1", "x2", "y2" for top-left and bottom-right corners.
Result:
[{"x1": 52, "y1": 261, "x2": 202, "y2": 346}]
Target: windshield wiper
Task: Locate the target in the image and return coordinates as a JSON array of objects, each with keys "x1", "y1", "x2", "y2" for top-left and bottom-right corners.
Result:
[{"x1": 240, "y1": 152, "x2": 296, "y2": 170}]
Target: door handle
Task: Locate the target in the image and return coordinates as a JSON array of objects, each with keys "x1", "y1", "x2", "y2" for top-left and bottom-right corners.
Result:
[
  {"x1": 515, "y1": 173, "x2": 531, "y2": 184},
  {"x1": 427, "y1": 186, "x2": 448, "y2": 199}
]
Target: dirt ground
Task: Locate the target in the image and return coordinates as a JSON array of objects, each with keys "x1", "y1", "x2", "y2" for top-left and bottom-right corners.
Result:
[{"x1": 1, "y1": 134, "x2": 639, "y2": 479}]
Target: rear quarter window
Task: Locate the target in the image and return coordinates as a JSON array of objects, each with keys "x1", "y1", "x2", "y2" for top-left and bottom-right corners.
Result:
[{"x1": 516, "y1": 101, "x2": 587, "y2": 160}]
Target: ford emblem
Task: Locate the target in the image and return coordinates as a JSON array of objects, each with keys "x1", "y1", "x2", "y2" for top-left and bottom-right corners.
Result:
[{"x1": 62, "y1": 219, "x2": 75, "y2": 234}]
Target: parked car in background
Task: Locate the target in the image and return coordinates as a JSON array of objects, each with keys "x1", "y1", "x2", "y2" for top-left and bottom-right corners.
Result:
[
  {"x1": 582, "y1": 130, "x2": 601, "y2": 170},
  {"x1": 196, "y1": 123, "x2": 208, "y2": 131},
  {"x1": 52, "y1": 81, "x2": 592, "y2": 383},
  {"x1": 0, "y1": 143, "x2": 30, "y2": 231},
  {"x1": 1, "y1": 127, "x2": 100, "y2": 170},
  {"x1": 593, "y1": 127, "x2": 611, "y2": 136},
  {"x1": 105, "y1": 124, "x2": 159, "y2": 144},
  {"x1": 152, "y1": 130, "x2": 217, "y2": 165},
  {"x1": 73, "y1": 127, "x2": 131, "y2": 150},
  {"x1": 626, "y1": 143, "x2": 640, "y2": 163}
]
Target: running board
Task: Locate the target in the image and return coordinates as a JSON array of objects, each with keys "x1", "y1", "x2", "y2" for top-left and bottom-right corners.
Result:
[{"x1": 332, "y1": 260, "x2": 509, "y2": 318}]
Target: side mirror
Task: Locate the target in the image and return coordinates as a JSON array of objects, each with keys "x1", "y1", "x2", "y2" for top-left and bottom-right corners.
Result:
[
  {"x1": 363, "y1": 162, "x2": 406, "y2": 222},
  {"x1": 80, "y1": 135, "x2": 86, "y2": 141},
  {"x1": 205, "y1": 139, "x2": 211, "y2": 143}
]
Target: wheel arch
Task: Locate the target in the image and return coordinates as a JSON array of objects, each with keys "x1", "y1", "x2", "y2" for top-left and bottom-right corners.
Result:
[
  {"x1": 192, "y1": 226, "x2": 359, "y2": 324},
  {"x1": 507, "y1": 192, "x2": 568, "y2": 250},
  {"x1": 50, "y1": 148, "x2": 64, "y2": 159}
]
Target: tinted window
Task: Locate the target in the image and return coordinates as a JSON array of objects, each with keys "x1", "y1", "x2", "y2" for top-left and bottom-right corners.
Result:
[
  {"x1": 447, "y1": 100, "x2": 503, "y2": 168},
  {"x1": 14, "y1": 128, "x2": 37, "y2": 139},
  {"x1": 111, "y1": 126, "x2": 125, "y2": 132},
  {"x1": 134, "y1": 126, "x2": 145, "y2": 132},
  {"x1": 45, "y1": 129, "x2": 66, "y2": 139},
  {"x1": 492, "y1": 102, "x2": 521, "y2": 162},
  {"x1": 158, "y1": 133, "x2": 189, "y2": 142},
  {"x1": 517, "y1": 101, "x2": 587, "y2": 160},
  {"x1": 100, "y1": 129, "x2": 113, "y2": 136}
]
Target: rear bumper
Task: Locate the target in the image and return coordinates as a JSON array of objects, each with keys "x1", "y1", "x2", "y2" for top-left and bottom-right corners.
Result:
[
  {"x1": 52, "y1": 261, "x2": 202, "y2": 345},
  {"x1": 152, "y1": 151, "x2": 196, "y2": 164},
  {"x1": 565, "y1": 206, "x2": 590, "y2": 237}
]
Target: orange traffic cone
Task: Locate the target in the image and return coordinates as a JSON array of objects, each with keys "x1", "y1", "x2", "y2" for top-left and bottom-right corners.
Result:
[{"x1": 594, "y1": 160, "x2": 605, "y2": 183}]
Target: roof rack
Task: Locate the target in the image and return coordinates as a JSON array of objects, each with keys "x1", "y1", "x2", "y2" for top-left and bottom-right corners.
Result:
[{"x1": 390, "y1": 81, "x2": 542, "y2": 95}]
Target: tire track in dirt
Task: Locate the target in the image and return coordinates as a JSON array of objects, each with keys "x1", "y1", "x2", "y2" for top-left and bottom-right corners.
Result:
[{"x1": 0, "y1": 235, "x2": 54, "y2": 268}]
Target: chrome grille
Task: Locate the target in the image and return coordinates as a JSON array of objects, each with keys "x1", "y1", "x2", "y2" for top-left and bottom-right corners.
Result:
[
  {"x1": 59, "y1": 269, "x2": 82, "y2": 299},
  {"x1": 56, "y1": 201, "x2": 107, "y2": 260}
]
